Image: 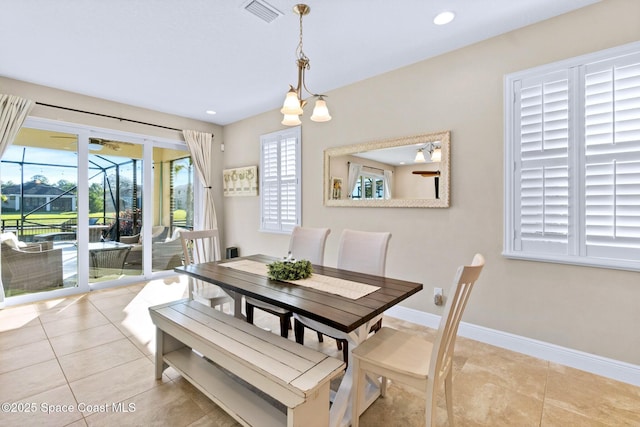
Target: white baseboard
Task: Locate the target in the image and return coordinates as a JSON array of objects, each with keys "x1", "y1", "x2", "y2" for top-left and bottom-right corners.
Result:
[{"x1": 385, "y1": 305, "x2": 640, "y2": 388}]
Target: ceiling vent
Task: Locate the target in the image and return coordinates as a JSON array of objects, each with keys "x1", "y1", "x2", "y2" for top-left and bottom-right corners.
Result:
[{"x1": 243, "y1": 0, "x2": 282, "y2": 23}]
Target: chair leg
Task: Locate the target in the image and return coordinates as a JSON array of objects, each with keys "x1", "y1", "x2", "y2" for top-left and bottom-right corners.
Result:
[
  {"x1": 370, "y1": 318, "x2": 382, "y2": 333},
  {"x1": 425, "y1": 378, "x2": 437, "y2": 427},
  {"x1": 380, "y1": 376, "x2": 387, "y2": 397},
  {"x1": 246, "y1": 303, "x2": 254, "y2": 324},
  {"x1": 294, "y1": 319, "x2": 305, "y2": 344},
  {"x1": 445, "y1": 371, "x2": 454, "y2": 426},
  {"x1": 340, "y1": 339, "x2": 348, "y2": 368},
  {"x1": 279, "y1": 314, "x2": 292, "y2": 338},
  {"x1": 351, "y1": 357, "x2": 363, "y2": 427}
]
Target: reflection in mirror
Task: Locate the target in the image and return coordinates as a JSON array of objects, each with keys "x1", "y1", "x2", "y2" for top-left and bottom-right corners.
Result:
[{"x1": 324, "y1": 131, "x2": 450, "y2": 207}]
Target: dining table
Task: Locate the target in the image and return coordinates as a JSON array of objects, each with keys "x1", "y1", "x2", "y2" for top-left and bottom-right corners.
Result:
[{"x1": 175, "y1": 253, "x2": 423, "y2": 427}]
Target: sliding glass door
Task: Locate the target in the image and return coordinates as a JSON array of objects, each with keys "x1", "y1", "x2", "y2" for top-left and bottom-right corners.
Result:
[
  {"x1": 0, "y1": 118, "x2": 196, "y2": 306},
  {"x1": 0, "y1": 128, "x2": 79, "y2": 299},
  {"x1": 87, "y1": 139, "x2": 144, "y2": 281},
  {"x1": 150, "y1": 147, "x2": 194, "y2": 273}
]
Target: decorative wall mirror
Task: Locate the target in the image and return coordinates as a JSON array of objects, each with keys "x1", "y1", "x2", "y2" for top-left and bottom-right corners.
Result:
[{"x1": 324, "y1": 130, "x2": 450, "y2": 207}]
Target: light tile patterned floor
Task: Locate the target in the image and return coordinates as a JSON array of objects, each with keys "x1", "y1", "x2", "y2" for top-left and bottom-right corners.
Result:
[{"x1": 1, "y1": 277, "x2": 639, "y2": 426}]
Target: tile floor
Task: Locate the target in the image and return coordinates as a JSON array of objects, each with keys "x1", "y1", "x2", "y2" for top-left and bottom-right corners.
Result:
[{"x1": 1, "y1": 277, "x2": 639, "y2": 426}]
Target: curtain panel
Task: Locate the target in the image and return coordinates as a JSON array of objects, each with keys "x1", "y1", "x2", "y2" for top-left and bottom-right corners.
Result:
[
  {"x1": 182, "y1": 130, "x2": 218, "y2": 232},
  {"x1": 0, "y1": 94, "x2": 35, "y2": 306}
]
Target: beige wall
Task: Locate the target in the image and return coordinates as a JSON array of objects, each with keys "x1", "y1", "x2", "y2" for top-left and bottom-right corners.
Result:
[{"x1": 222, "y1": 0, "x2": 640, "y2": 365}]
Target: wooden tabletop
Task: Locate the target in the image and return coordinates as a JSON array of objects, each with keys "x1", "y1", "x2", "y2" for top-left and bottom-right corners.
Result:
[{"x1": 175, "y1": 254, "x2": 423, "y2": 334}]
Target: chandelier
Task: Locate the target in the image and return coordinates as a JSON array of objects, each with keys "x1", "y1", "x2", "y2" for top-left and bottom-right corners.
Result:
[
  {"x1": 414, "y1": 142, "x2": 442, "y2": 163},
  {"x1": 281, "y1": 4, "x2": 331, "y2": 126}
]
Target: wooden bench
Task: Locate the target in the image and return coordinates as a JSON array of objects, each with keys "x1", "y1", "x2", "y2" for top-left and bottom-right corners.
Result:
[{"x1": 149, "y1": 299, "x2": 345, "y2": 427}]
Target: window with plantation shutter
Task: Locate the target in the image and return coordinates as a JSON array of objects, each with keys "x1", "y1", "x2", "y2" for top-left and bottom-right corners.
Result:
[
  {"x1": 505, "y1": 41, "x2": 640, "y2": 271},
  {"x1": 515, "y1": 72, "x2": 570, "y2": 254},
  {"x1": 259, "y1": 127, "x2": 301, "y2": 233}
]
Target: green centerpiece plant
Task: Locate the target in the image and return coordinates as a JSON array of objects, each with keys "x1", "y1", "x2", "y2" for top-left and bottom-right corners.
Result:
[{"x1": 267, "y1": 258, "x2": 313, "y2": 281}]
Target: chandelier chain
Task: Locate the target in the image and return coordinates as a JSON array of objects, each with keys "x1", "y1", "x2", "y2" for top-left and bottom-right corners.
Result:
[{"x1": 296, "y1": 10, "x2": 309, "y2": 68}]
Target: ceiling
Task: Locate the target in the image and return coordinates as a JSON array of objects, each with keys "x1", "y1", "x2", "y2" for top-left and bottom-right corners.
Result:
[{"x1": 0, "y1": 0, "x2": 600, "y2": 126}]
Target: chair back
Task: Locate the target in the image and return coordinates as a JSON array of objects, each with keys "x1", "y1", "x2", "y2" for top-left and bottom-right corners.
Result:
[
  {"x1": 89, "y1": 246, "x2": 132, "y2": 278},
  {"x1": 289, "y1": 226, "x2": 331, "y2": 265},
  {"x1": 430, "y1": 254, "x2": 485, "y2": 388},
  {"x1": 180, "y1": 229, "x2": 222, "y2": 300},
  {"x1": 337, "y1": 229, "x2": 391, "y2": 276},
  {"x1": 180, "y1": 229, "x2": 222, "y2": 265}
]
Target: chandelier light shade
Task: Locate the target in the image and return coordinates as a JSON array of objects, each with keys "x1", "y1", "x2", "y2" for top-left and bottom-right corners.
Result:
[
  {"x1": 282, "y1": 114, "x2": 302, "y2": 126},
  {"x1": 281, "y1": 4, "x2": 331, "y2": 126},
  {"x1": 281, "y1": 88, "x2": 303, "y2": 115},
  {"x1": 310, "y1": 96, "x2": 331, "y2": 122},
  {"x1": 414, "y1": 148, "x2": 426, "y2": 163},
  {"x1": 431, "y1": 147, "x2": 442, "y2": 162}
]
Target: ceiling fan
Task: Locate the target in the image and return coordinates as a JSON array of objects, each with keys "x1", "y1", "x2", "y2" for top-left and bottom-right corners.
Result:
[
  {"x1": 48, "y1": 134, "x2": 133, "y2": 152},
  {"x1": 88, "y1": 138, "x2": 133, "y2": 152}
]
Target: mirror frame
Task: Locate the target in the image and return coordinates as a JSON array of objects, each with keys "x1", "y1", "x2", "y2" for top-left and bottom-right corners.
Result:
[{"x1": 323, "y1": 130, "x2": 450, "y2": 208}]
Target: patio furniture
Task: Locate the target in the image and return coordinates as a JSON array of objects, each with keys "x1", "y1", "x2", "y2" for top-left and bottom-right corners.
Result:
[
  {"x1": 151, "y1": 228, "x2": 187, "y2": 270},
  {"x1": 88, "y1": 225, "x2": 110, "y2": 242},
  {"x1": 34, "y1": 232, "x2": 76, "y2": 242},
  {"x1": 1, "y1": 233, "x2": 63, "y2": 294},
  {"x1": 121, "y1": 226, "x2": 167, "y2": 267},
  {"x1": 89, "y1": 242, "x2": 132, "y2": 278}
]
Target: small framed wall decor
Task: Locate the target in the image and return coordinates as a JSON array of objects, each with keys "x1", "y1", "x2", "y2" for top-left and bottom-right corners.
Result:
[
  {"x1": 223, "y1": 166, "x2": 258, "y2": 197},
  {"x1": 330, "y1": 177, "x2": 343, "y2": 200}
]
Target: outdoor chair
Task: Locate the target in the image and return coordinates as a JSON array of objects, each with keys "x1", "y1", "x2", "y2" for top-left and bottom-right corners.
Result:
[
  {"x1": 89, "y1": 245, "x2": 132, "y2": 278},
  {"x1": 0, "y1": 233, "x2": 63, "y2": 294}
]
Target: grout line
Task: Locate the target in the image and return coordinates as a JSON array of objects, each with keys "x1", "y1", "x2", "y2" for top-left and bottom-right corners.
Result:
[{"x1": 539, "y1": 361, "x2": 550, "y2": 427}]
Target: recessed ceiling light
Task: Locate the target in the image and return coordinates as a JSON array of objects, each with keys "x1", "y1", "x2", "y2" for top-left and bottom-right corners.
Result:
[
  {"x1": 206, "y1": 110, "x2": 217, "y2": 115},
  {"x1": 433, "y1": 11, "x2": 455, "y2": 25}
]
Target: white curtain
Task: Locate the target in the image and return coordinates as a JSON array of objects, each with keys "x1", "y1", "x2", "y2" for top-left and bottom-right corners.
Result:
[
  {"x1": 0, "y1": 94, "x2": 35, "y2": 306},
  {"x1": 182, "y1": 130, "x2": 218, "y2": 231},
  {"x1": 383, "y1": 169, "x2": 393, "y2": 199},
  {"x1": 347, "y1": 162, "x2": 362, "y2": 198}
]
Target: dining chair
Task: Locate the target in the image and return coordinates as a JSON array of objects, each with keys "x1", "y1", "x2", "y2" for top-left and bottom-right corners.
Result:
[
  {"x1": 245, "y1": 226, "x2": 330, "y2": 338},
  {"x1": 350, "y1": 253, "x2": 485, "y2": 427},
  {"x1": 293, "y1": 229, "x2": 392, "y2": 366},
  {"x1": 180, "y1": 229, "x2": 233, "y2": 312}
]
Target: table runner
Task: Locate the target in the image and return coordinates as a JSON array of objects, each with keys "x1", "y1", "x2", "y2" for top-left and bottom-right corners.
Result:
[{"x1": 220, "y1": 259, "x2": 380, "y2": 300}]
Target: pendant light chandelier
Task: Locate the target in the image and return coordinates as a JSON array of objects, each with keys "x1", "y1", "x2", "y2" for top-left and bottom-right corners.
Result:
[{"x1": 281, "y1": 4, "x2": 331, "y2": 126}]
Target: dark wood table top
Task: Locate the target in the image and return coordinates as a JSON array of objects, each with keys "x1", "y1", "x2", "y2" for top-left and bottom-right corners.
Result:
[{"x1": 175, "y1": 254, "x2": 423, "y2": 333}]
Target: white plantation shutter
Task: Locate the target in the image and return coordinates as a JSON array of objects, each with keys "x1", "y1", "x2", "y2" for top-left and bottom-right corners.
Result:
[
  {"x1": 505, "y1": 42, "x2": 640, "y2": 270},
  {"x1": 515, "y1": 72, "x2": 570, "y2": 253},
  {"x1": 260, "y1": 127, "x2": 301, "y2": 233},
  {"x1": 584, "y1": 54, "x2": 640, "y2": 260}
]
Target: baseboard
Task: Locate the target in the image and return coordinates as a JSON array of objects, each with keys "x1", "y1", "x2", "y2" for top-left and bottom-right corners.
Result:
[{"x1": 385, "y1": 305, "x2": 640, "y2": 388}]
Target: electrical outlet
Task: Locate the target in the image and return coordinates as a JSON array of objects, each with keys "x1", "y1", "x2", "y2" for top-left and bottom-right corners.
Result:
[{"x1": 434, "y1": 287, "x2": 443, "y2": 306}]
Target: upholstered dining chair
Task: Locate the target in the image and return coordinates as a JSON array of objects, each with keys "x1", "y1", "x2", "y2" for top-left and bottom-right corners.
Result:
[
  {"x1": 350, "y1": 253, "x2": 485, "y2": 427},
  {"x1": 293, "y1": 229, "x2": 391, "y2": 365},
  {"x1": 245, "y1": 226, "x2": 330, "y2": 338},
  {"x1": 180, "y1": 229, "x2": 233, "y2": 311}
]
